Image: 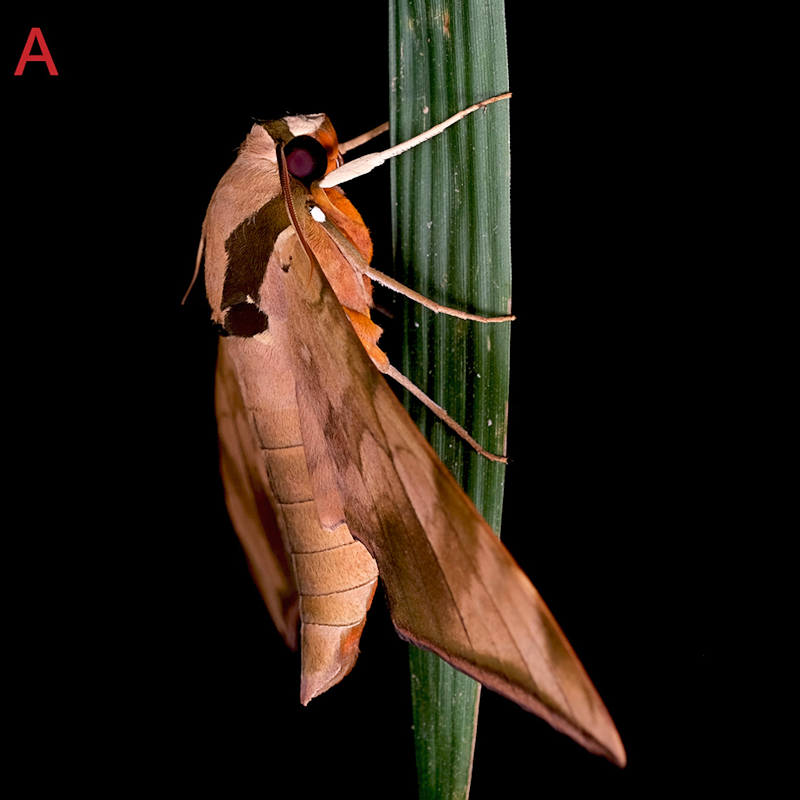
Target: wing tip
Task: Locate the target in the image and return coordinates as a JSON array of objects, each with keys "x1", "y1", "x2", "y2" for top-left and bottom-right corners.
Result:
[{"x1": 395, "y1": 627, "x2": 627, "y2": 767}]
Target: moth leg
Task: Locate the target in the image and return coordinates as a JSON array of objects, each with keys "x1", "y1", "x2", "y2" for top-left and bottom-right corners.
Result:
[
  {"x1": 365, "y1": 264, "x2": 514, "y2": 323},
  {"x1": 319, "y1": 93, "x2": 511, "y2": 188},
  {"x1": 381, "y1": 363, "x2": 507, "y2": 463},
  {"x1": 338, "y1": 122, "x2": 389, "y2": 155},
  {"x1": 312, "y1": 208, "x2": 514, "y2": 323},
  {"x1": 343, "y1": 308, "x2": 507, "y2": 463},
  {"x1": 314, "y1": 213, "x2": 513, "y2": 323}
]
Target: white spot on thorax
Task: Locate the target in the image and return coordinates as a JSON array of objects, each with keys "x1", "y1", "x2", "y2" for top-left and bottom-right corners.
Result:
[
  {"x1": 310, "y1": 206, "x2": 326, "y2": 223},
  {"x1": 284, "y1": 114, "x2": 326, "y2": 137}
]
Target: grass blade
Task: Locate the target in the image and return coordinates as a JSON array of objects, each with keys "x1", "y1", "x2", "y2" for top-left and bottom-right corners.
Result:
[{"x1": 389, "y1": 1, "x2": 511, "y2": 797}]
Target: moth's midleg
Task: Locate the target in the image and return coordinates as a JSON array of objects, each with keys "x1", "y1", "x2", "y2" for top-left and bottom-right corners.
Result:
[
  {"x1": 365, "y1": 264, "x2": 514, "y2": 323},
  {"x1": 317, "y1": 214, "x2": 513, "y2": 458},
  {"x1": 317, "y1": 211, "x2": 514, "y2": 323}
]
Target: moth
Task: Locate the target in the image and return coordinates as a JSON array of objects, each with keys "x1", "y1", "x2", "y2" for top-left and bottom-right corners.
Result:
[{"x1": 192, "y1": 94, "x2": 626, "y2": 767}]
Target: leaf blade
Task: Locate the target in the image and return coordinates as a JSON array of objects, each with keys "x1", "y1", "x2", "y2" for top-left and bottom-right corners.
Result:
[{"x1": 389, "y1": 1, "x2": 511, "y2": 797}]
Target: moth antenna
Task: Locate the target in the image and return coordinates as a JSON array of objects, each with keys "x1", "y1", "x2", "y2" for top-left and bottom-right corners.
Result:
[
  {"x1": 182, "y1": 236, "x2": 205, "y2": 305},
  {"x1": 319, "y1": 92, "x2": 511, "y2": 189}
]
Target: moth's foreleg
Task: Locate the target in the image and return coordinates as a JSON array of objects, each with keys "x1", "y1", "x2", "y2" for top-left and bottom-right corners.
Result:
[
  {"x1": 319, "y1": 93, "x2": 511, "y2": 189},
  {"x1": 338, "y1": 122, "x2": 390, "y2": 155}
]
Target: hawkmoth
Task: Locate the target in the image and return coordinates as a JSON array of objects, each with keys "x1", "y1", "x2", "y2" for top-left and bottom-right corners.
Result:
[{"x1": 192, "y1": 94, "x2": 625, "y2": 767}]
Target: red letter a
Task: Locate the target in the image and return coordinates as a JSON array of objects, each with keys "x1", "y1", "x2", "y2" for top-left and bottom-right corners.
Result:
[{"x1": 14, "y1": 28, "x2": 59, "y2": 76}]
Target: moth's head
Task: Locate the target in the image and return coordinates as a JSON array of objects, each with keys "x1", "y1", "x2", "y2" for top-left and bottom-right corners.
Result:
[{"x1": 254, "y1": 113, "x2": 342, "y2": 185}]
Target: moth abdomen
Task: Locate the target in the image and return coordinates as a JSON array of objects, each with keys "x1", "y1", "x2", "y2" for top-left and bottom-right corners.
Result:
[{"x1": 253, "y1": 389, "x2": 379, "y2": 703}]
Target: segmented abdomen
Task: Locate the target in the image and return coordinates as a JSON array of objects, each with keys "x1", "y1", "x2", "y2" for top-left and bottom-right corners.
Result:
[{"x1": 218, "y1": 335, "x2": 378, "y2": 704}]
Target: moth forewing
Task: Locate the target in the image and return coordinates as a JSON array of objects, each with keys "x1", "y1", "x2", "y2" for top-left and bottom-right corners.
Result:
[{"x1": 198, "y1": 96, "x2": 625, "y2": 767}]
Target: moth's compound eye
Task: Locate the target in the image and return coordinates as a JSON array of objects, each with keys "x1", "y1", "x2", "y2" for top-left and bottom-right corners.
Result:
[{"x1": 284, "y1": 135, "x2": 328, "y2": 183}]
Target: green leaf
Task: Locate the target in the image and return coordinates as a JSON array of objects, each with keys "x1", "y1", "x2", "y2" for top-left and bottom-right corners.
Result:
[{"x1": 388, "y1": 1, "x2": 511, "y2": 798}]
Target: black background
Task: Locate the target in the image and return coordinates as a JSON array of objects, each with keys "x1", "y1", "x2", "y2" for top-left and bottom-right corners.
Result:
[{"x1": 6, "y1": 7, "x2": 731, "y2": 797}]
